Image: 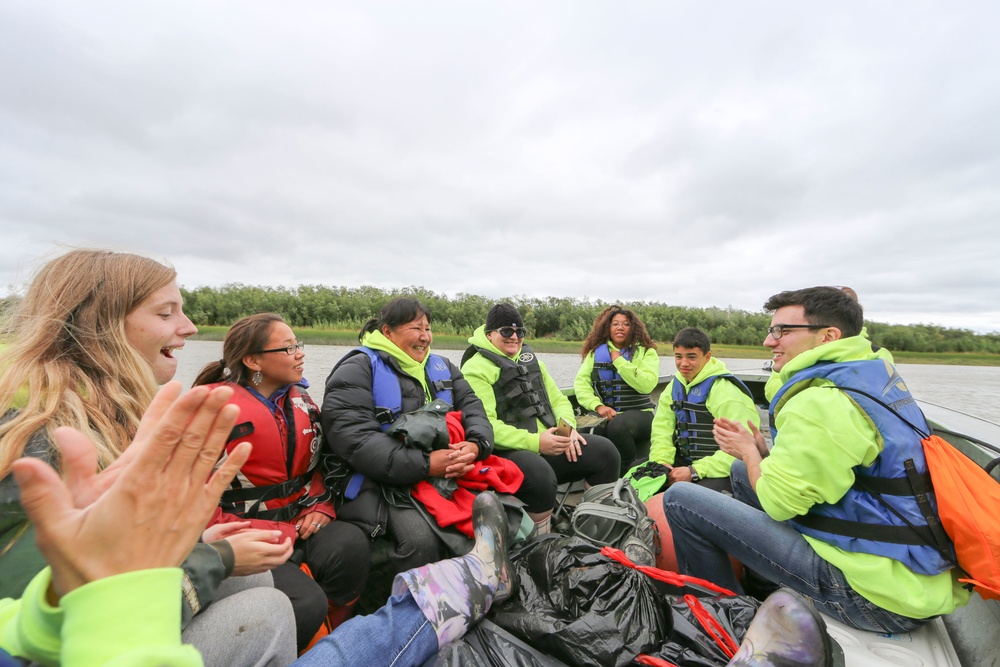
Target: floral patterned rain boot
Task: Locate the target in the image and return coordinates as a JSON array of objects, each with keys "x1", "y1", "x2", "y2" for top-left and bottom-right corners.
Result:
[{"x1": 391, "y1": 492, "x2": 516, "y2": 647}]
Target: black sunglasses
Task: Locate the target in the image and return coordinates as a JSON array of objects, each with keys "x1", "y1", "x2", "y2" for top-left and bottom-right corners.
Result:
[{"x1": 491, "y1": 326, "x2": 527, "y2": 339}]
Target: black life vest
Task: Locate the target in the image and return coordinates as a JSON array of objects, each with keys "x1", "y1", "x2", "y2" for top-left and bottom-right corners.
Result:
[{"x1": 463, "y1": 344, "x2": 556, "y2": 433}]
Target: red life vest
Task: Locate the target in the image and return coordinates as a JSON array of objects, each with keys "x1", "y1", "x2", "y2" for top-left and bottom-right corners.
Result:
[{"x1": 215, "y1": 383, "x2": 331, "y2": 523}]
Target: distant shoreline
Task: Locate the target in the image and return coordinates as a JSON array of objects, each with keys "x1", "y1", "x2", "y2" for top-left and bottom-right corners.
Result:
[{"x1": 191, "y1": 326, "x2": 1000, "y2": 367}]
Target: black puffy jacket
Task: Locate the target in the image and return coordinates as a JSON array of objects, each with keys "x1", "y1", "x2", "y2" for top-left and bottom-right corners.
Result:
[{"x1": 321, "y1": 349, "x2": 493, "y2": 535}]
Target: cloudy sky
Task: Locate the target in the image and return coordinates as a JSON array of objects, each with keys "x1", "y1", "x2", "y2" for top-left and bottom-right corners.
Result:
[{"x1": 1, "y1": 1, "x2": 998, "y2": 332}]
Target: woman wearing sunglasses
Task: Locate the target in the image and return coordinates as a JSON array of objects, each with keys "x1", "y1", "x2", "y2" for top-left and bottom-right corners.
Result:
[
  {"x1": 574, "y1": 306, "x2": 658, "y2": 475},
  {"x1": 194, "y1": 313, "x2": 371, "y2": 648},
  {"x1": 461, "y1": 303, "x2": 620, "y2": 535}
]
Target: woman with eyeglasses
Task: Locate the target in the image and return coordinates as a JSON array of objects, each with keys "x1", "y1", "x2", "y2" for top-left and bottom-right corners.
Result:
[
  {"x1": 194, "y1": 313, "x2": 371, "y2": 647},
  {"x1": 322, "y1": 297, "x2": 514, "y2": 587},
  {"x1": 461, "y1": 303, "x2": 620, "y2": 535},
  {"x1": 574, "y1": 306, "x2": 658, "y2": 475}
]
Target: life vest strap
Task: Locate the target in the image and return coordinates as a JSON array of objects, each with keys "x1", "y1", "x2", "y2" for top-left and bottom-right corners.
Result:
[
  {"x1": 221, "y1": 470, "x2": 311, "y2": 504},
  {"x1": 793, "y1": 512, "x2": 937, "y2": 546}
]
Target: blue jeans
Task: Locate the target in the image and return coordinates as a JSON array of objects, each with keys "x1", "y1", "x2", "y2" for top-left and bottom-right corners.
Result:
[
  {"x1": 292, "y1": 592, "x2": 438, "y2": 667},
  {"x1": 662, "y1": 461, "x2": 925, "y2": 634}
]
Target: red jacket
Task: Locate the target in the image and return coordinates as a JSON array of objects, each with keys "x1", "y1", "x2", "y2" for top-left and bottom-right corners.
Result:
[{"x1": 410, "y1": 412, "x2": 523, "y2": 537}]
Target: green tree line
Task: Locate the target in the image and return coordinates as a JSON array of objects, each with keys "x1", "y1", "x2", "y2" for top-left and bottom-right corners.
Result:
[{"x1": 175, "y1": 284, "x2": 1000, "y2": 355}]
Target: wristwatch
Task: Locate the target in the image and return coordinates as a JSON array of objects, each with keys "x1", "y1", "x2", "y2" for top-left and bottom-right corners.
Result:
[{"x1": 688, "y1": 466, "x2": 701, "y2": 483}]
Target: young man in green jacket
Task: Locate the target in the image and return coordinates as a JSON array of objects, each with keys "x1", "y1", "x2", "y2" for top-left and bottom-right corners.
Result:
[
  {"x1": 627, "y1": 328, "x2": 759, "y2": 501},
  {"x1": 662, "y1": 287, "x2": 970, "y2": 635}
]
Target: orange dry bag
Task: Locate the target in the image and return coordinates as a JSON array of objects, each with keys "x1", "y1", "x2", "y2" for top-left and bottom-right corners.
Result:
[
  {"x1": 922, "y1": 434, "x2": 1000, "y2": 600},
  {"x1": 840, "y1": 386, "x2": 1000, "y2": 601}
]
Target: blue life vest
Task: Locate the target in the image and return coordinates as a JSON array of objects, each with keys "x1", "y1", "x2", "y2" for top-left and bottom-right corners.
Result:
[
  {"x1": 770, "y1": 359, "x2": 954, "y2": 576},
  {"x1": 671, "y1": 374, "x2": 753, "y2": 466},
  {"x1": 342, "y1": 348, "x2": 455, "y2": 502},
  {"x1": 591, "y1": 344, "x2": 654, "y2": 412},
  {"x1": 355, "y1": 347, "x2": 454, "y2": 431}
]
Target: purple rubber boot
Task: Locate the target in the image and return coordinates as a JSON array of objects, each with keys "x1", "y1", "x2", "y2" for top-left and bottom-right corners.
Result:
[{"x1": 727, "y1": 588, "x2": 835, "y2": 667}]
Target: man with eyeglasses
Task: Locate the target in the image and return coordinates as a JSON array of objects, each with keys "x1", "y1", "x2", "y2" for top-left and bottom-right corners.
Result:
[
  {"x1": 661, "y1": 286, "x2": 969, "y2": 641},
  {"x1": 461, "y1": 303, "x2": 620, "y2": 536}
]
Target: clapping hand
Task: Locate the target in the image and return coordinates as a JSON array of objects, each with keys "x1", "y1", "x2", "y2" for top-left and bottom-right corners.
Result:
[{"x1": 12, "y1": 382, "x2": 251, "y2": 600}]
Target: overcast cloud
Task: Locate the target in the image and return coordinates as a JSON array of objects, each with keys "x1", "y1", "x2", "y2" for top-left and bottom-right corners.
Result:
[{"x1": 1, "y1": 1, "x2": 998, "y2": 332}]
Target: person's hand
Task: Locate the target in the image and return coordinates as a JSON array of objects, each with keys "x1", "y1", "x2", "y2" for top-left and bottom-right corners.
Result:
[
  {"x1": 564, "y1": 429, "x2": 585, "y2": 462},
  {"x1": 429, "y1": 448, "x2": 475, "y2": 479},
  {"x1": 745, "y1": 421, "x2": 769, "y2": 458},
  {"x1": 538, "y1": 428, "x2": 584, "y2": 461},
  {"x1": 713, "y1": 418, "x2": 760, "y2": 460},
  {"x1": 12, "y1": 382, "x2": 251, "y2": 600},
  {"x1": 538, "y1": 427, "x2": 571, "y2": 457},
  {"x1": 223, "y1": 529, "x2": 294, "y2": 575},
  {"x1": 295, "y1": 510, "x2": 333, "y2": 540},
  {"x1": 596, "y1": 405, "x2": 617, "y2": 420},
  {"x1": 668, "y1": 466, "x2": 693, "y2": 484},
  {"x1": 445, "y1": 441, "x2": 478, "y2": 478},
  {"x1": 202, "y1": 521, "x2": 252, "y2": 543},
  {"x1": 58, "y1": 380, "x2": 209, "y2": 508}
]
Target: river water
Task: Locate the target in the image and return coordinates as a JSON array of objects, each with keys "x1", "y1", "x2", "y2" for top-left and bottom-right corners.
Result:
[{"x1": 174, "y1": 340, "x2": 1000, "y2": 426}]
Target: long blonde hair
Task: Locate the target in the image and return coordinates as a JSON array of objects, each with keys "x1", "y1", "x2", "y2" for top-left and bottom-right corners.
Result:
[{"x1": 0, "y1": 249, "x2": 177, "y2": 478}]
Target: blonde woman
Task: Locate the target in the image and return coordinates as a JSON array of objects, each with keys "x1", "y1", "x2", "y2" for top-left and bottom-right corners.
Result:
[{"x1": 0, "y1": 248, "x2": 296, "y2": 666}]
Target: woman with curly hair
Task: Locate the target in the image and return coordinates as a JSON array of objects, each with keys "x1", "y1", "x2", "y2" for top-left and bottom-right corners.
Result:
[{"x1": 573, "y1": 306, "x2": 659, "y2": 474}]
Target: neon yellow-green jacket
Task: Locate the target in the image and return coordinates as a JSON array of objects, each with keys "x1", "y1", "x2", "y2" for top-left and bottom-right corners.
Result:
[
  {"x1": 762, "y1": 335, "x2": 969, "y2": 619},
  {"x1": 573, "y1": 344, "x2": 658, "y2": 412},
  {"x1": 645, "y1": 357, "x2": 760, "y2": 479},
  {"x1": 461, "y1": 326, "x2": 575, "y2": 452},
  {"x1": 1, "y1": 567, "x2": 203, "y2": 667}
]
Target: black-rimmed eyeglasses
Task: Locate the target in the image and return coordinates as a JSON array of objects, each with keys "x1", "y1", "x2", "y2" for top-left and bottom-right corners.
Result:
[
  {"x1": 259, "y1": 342, "x2": 305, "y2": 355},
  {"x1": 491, "y1": 326, "x2": 526, "y2": 339},
  {"x1": 766, "y1": 324, "x2": 830, "y2": 340}
]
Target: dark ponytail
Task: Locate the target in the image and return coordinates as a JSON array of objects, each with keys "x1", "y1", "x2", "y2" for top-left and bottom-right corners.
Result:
[
  {"x1": 358, "y1": 317, "x2": 381, "y2": 342},
  {"x1": 192, "y1": 359, "x2": 229, "y2": 386}
]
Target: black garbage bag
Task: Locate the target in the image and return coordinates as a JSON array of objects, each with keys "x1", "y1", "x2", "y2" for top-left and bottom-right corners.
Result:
[
  {"x1": 632, "y1": 594, "x2": 760, "y2": 667},
  {"x1": 489, "y1": 535, "x2": 669, "y2": 667},
  {"x1": 423, "y1": 620, "x2": 571, "y2": 667}
]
